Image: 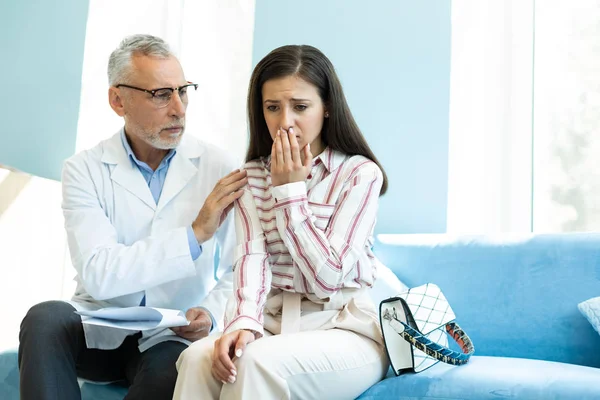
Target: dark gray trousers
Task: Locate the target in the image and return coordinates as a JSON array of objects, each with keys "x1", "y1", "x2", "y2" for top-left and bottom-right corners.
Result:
[{"x1": 18, "y1": 300, "x2": 187, "y2": 400}]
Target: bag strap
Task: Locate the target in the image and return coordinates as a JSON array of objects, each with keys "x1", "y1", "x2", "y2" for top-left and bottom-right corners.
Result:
[{"x1": 382, "y1": 307, "x2": 475, "y2": 366}]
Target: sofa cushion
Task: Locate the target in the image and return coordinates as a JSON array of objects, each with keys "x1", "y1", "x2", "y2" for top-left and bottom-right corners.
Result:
[
  {"x1": 0, "y1": 350, "x2": 18, "y2": 400},
  {"x1": 80, "y1": 382, "x2": 128, "y2": 400},
  {"x1": 579, "y1": 296, "x2": 600, "y2": 336},
  {"x1": 357, "y1": 356, "x2": 600, "y2": 400}
]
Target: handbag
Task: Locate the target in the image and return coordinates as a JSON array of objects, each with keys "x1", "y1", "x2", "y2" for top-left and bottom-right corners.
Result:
[{"x1": 379, "y1": 283, "x2": 475, "y2": 374}]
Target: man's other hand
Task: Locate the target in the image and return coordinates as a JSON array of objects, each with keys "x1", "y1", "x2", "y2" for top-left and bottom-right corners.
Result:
[{"x1": 171, "y1": 307, "x2": 213, "y2": 342}]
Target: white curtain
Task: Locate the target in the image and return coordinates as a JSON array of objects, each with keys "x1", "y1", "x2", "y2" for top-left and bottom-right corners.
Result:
[
  {"x1": 76, "y1": 0, "x2": 256, "y2": 162},
  {"x1": 446, "y1": 0, "x2": 534, "y2": 233}
]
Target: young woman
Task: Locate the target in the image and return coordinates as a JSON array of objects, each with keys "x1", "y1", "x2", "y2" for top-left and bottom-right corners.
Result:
[{"x1": 174, "y1": 44, "x2": 390, "y2": 400}]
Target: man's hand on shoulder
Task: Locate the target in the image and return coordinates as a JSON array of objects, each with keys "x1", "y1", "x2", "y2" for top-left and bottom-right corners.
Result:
[
  {"x1": 171, "y1": 307, "x2": 213, "y2": 342},
  {"x1": 192, "y1": 169, "x2": 247, "y2": 244}
]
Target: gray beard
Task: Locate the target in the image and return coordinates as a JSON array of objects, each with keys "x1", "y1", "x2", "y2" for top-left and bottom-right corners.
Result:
[
  {"x1": 145, "y1": 123, "x2": 185, "y2": 150},
  {"x1": 147, "y1": 130, "x2": 184, "y2": 149}
]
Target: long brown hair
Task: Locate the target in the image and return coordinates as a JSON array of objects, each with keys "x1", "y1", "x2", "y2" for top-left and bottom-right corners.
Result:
[{"x1": 246, "y1": 45, "x2": 388, "y2": 195}]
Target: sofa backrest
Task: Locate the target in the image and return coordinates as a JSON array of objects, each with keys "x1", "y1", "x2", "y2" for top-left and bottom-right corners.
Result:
[{"x1": 373, "y1": 233, "x2": 600, "y2": 368}]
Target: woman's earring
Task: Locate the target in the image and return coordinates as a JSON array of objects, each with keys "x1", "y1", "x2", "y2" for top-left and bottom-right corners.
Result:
[{"x1": 324, "y1": 112, "x2": 329, "y2": 118}]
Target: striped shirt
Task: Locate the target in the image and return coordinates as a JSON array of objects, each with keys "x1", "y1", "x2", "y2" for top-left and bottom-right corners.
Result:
[{"x1": 223, "y1": 147, "x2": 384, "y2": 336}]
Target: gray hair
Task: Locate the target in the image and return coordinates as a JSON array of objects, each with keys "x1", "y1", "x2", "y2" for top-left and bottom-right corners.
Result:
[{"x1": 107, "y1": 34, "x2": 173, "y2": 86}]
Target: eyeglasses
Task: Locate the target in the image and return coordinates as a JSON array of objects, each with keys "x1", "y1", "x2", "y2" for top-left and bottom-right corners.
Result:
[{"x1": 115, "y1": 82, "x2": 198, "y2": 108}]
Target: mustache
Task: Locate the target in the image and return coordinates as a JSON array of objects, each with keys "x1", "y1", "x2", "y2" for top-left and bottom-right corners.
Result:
[{"x1": 163, "y1": 120, "x2": 185, "y2": 129}]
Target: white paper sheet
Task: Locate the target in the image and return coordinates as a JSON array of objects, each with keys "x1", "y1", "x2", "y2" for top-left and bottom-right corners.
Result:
[{"x1": 76, "y1": 307, "x2": 190, "y2": 331}]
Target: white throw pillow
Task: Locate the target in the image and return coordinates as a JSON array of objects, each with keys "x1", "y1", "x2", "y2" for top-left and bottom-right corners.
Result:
[
  {"x1": 578, "y1": 296, "x2": 600, "y2": 336},
  {"x1": 370, "y1": 260, "x2": 409, "y2": 307}
]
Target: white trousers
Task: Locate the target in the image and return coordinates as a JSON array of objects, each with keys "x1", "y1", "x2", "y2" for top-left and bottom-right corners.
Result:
[{"x1": 173, "y1": 328, "x2": 388, "y2": 400}]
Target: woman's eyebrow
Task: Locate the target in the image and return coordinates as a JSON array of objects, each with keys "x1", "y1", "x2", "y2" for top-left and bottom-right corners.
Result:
[{"x1": 264, "y1": 98, "x2": 312, "y2": 103}]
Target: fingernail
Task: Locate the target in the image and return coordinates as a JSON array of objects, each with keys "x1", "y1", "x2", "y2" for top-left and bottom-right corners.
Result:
[
  {"x1": 230, "y1": 369, "x2": 237, "y2": 376},
  {"x1": 235, "y1": 349, "x2": 243, "y2": 357},
  {"x1": 229, "y1": 376, "x2": 236, "y2": 383},
  {"x1": 289, "y1": 127, "x2": 294, "y2": 134}
]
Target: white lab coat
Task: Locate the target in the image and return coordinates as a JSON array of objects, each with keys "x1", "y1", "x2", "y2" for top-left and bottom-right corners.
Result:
[{"x1": 61, "y1": 129, "x2": 237, "y2": 351}]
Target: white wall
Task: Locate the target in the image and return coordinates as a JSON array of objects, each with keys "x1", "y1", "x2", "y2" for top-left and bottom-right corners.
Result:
[{"x1": 0, "y1": 169, "x2": 76, "y2": 351}]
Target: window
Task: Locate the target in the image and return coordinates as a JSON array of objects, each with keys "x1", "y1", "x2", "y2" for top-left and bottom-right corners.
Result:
[
  {"x1": 533, "y1": 0, "x2": 600, "y2": 232},
  {"x1": 448, "y1": 0, "x2": 600, "y2": 233}
]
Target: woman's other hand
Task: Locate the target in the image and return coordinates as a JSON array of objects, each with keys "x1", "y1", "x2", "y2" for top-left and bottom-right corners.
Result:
[{"x1": 211, "y1": 329, "x2": 256, "y2": 384}]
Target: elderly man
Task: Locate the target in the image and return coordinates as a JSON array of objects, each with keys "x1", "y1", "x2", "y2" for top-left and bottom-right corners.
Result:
[{"x1": 18, "y1": 34, "x2": 246, "y2": 400}]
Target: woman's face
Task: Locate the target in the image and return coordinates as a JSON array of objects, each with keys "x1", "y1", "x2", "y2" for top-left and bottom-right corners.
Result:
[{"x1": 261, "y1": 75, "x2": 327, "y2": 156}]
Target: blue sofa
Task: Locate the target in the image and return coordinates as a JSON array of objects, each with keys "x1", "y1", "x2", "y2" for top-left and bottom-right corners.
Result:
[
  {"x1": 358, "y1": 233, "x2": 600, "y2": 400},
  {"x1": 3, "y1": 233, "x2": 600, "y2": 399}
]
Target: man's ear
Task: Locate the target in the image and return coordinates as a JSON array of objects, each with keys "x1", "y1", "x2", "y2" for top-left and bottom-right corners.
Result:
[{"x1": 109, "y1": 87, "x2": 126, "y2": 117}]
